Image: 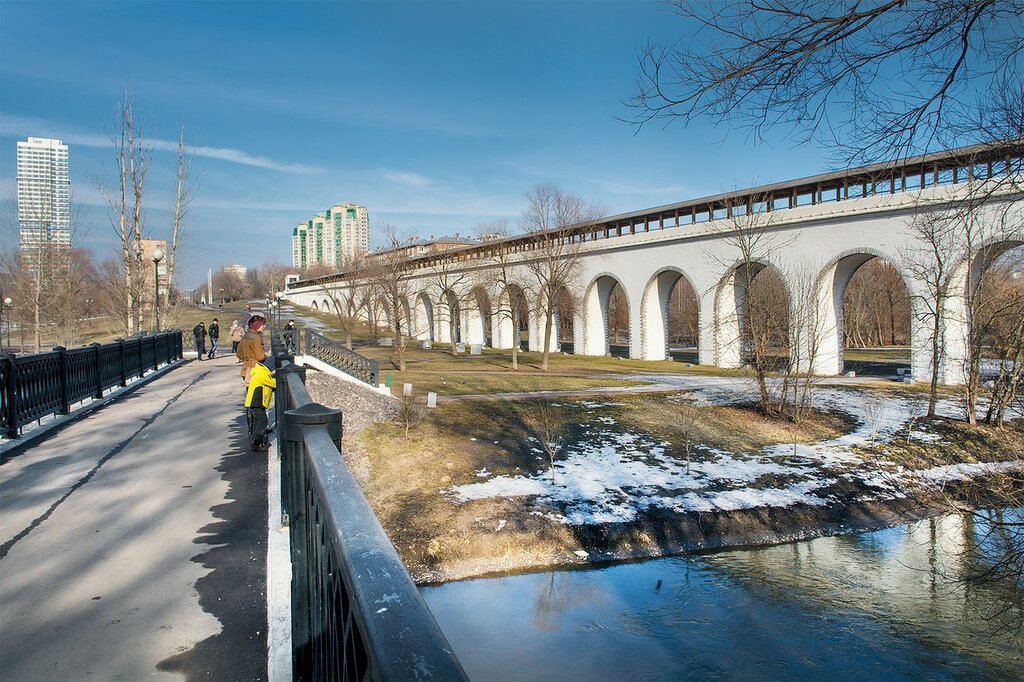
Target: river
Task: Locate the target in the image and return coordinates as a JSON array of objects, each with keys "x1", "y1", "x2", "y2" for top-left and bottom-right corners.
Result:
[{"x1": 421, "y1": 512, "x2": 1023, "y2": 680}]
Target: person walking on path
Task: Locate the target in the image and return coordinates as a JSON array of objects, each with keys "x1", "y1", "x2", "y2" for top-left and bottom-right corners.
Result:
[
  {"x1": 245, "y1": 360, "x2": 276, "y2": 450},
  {"x1": 230, "y1": 320, "x2": 244, "y2": 361},
  {"x1": 207, "y1": 318, "x2": 220, "y2": 359},
  {"x1": 236, "y1": 314, "x2": 267, "y2": 389},
  {"x1": 193, "y1": 322, "x2": 207, "y2": 360},
  {"x1": 282, "y1": 319, "x2": 297, "y2": 354}
]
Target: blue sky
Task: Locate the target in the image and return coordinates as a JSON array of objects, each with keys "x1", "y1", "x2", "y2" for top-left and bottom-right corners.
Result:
[{"x1": 0, "y1": 0, "x2": 832, "y2": 286}]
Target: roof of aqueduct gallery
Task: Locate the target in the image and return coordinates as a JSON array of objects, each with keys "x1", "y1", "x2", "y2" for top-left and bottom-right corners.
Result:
[{"x1": 290, "y1": 139, "x2": 1024, "y2": 291}]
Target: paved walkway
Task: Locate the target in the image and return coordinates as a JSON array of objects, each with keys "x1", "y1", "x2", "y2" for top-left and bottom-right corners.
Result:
[{"x1": 0, "y1": 354, "x2": 269, "y2": 681}]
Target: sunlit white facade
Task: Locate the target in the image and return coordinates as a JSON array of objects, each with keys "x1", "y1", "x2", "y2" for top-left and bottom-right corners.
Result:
[
  {"x1": 292, "y1": 203, "x2": 369, "y2": 269},
  {"x1": 17, "y1": 137, "x2": 71, "y2": 250}
]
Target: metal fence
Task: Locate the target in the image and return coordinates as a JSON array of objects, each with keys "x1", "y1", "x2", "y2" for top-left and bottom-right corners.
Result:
[
  {"x1": 274, "y1": 362, "x2": 466, "y2": 681},
  {"x1": 0, "y1": 330, "x2": 184, "y2": 439},
  {"x1": 304, "y1": 330, "x2": 379, "y2": 386}
]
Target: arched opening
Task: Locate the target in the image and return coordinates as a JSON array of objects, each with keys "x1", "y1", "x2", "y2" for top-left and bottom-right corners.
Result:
[
  {"x1": 311, "y1": 300, "x2": 319, "y2": 311},
  {"x1": 439, "y1": 289, "x2": 461, "y2": 345},
  {"x1": 582, "y1": 275, "x2": 628, "y2": 357},
  {"x1": 641, "y1": 269, "x2": 699, "y2": 362},
  {"x1": 715, "y1": 262, "x2": 789, "y2": 370},
  {"x1": 744, "y1": 266, "x2": 789, "y2": 369},
  {"x1": 941, "y1": 241, "x2": 1024, "y2": 387},
  {"x1": 607, "y1": 283, "x2": 629, "y2": 357},
  {"x1": 414, "y1": 293, "x2": 434, "y2": 342},
  {"x1": 495, "y1": 284, "x2": 530, "y2": 351},
  {"x1": 554, "y1": 287, "x2": 574, "y2": 353},
  {"x1": 465, "y1": 287, "x2": 491, "y2": 346},
  {"x1": 840, "y1": 257, "x2": 912, "y2": 377},
  {"x1": 322, "y1": 298, "x2": 331, "y2": 312}
]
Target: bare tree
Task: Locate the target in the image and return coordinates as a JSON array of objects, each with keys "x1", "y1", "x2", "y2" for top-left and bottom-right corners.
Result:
[
  {"x1": 709, "y1": 196, "x2": 792, "y2": 416},
  {"x1": 91, "y1": 84, "x2": 150, "y2": 336},
  {"x1": 477, "y1": 220, "x2": 529, "y2": 370},
  {"x1": 166, "y1": 122, "x2": 195, "y2": 298},
  {"x1": 428, "y1": 253, "x2": 471, "y2": 357},
  {"x1": 628, "y1": 1, "x2": 1024, "y2": 163},
  {"x1": 372, "y1": 224, "x2": 416, "y2": 371},
  {"x1": 520, "y1": 184, "x2": 604, "y2": 371},
  {"x1": 905, "y1": 209, "x2": 958, "y2": 417}
]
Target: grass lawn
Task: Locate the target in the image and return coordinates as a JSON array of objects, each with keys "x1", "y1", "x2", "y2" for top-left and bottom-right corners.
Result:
[{"x1": 380, "y1": 370, "x2": 648, "y2": 396}]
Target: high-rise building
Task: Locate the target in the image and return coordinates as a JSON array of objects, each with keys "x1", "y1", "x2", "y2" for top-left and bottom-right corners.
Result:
[
  {"x1": 17, "y1": 137, "x2": 71, "y2": 250},
  {"x1": 292, "y1": 203, "x2": 369, "y2": 269},
  {"x1": 139, "y1": 239, "x2": 168, "y2": 303}
]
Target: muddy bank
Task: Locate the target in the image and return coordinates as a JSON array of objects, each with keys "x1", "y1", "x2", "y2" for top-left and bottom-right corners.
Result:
[{"x1": 410, "y1": 495, "x2": 975, "y2": 585}]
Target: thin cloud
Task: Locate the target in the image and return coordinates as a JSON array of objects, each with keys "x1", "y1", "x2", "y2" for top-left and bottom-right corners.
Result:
[
  {"x1": 382, "y1": 170, "x2": 432, "y2": 186},
  {"x1": 0, "y1": 113, "x2": 325, "y2": 174}
]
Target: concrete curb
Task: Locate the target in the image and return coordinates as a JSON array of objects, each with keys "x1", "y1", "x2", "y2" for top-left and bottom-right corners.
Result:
[
  {"x1": 266, "y1": 441, "x2": 292, "y2": 682},
  {"x1": 0, "y1": 358, "x2": 190, "y2": 464}
]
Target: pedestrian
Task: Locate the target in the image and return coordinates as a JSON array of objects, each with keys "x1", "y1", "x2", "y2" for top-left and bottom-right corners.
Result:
[
  {"x1": 230, "y1": 320, "x2": 244, "y2": 360},
  {"x1": 193, "y1": 321, "x2": 207, "y2": 360},
  {"x1": 208, "y1": 318, "x2": 220, "y2": 359},
  {"x1": 245, "y1": 360, "x2": 276, "y2": 450},
  {"x1": 283, "y1": 319, "x2": 297, "y2": 354},
  {"x1": 236, "y1": 314, "x2": 267, "y2": 389}
]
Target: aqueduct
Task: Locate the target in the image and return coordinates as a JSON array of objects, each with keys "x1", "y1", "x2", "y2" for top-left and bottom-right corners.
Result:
[{"x1": 285, "y1": 143, "x2": 1023, "y2": 385}]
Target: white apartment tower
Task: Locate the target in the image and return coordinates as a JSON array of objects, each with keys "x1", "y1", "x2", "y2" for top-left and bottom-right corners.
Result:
[
  {"x1": 17, "y1": 137, "x2": 71, "y2": 250},
  {"x1": 292, "y1": 203, "x2": 369, "y2": 269}
]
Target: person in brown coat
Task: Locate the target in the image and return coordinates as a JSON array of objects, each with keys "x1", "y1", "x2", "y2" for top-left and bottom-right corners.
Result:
[{"x1": 236, "y1": 314, "x2": 268, "y2": 389}]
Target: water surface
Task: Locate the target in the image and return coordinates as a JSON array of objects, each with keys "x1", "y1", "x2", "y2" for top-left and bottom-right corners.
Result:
[{"x1": 422, "y1": 513, "x2": 1023, "y2": 680}]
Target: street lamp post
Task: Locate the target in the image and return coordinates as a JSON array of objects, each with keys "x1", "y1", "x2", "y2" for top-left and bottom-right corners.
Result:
[
  {"x1": 1, "y1": 297, "x2": 11, "y2": 353},
  {"x1": 275, "y1": 291, "x2": 283, "y2": 325},
  {"x1": 152, "y1": 248, "x2": 164, "y2": 332}
]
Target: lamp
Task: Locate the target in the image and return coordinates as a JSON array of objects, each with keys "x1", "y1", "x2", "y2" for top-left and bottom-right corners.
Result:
[
  {"x1": 2, "y1": 297, "x2": 11, "y2": 353},
  {"x1": 152, "y1": 248, "x2": 164, "y2": 332}
]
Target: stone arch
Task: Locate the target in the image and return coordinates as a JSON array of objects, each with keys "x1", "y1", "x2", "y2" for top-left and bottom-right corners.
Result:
[
  {"x1": 810, "y1": 248, "x2": 913, "y2": 376},
  {"x1": 713, "y1": 259, "x2": 790, "y2": 369},
  {"x1": 413, "y1": 292, "x2": 434, "y2": 342},
  {"x1": 311, "y1": 300, "x2": 319, "y2": 311},
  {"x1": 581, "y1": 273, "x2": 629, "y2": 356},
  {"x1": 437, "y1": 288, "x2": 462, "y2": 345},
  {"x1": 552, "y1": 286, "x2": 574, "y2": 353},
  {"x1": 322, "y1": 298, "x2": 332, "y2": 312},
  {"x1": 495, "y1": 284, "x2": 530, "y2": 350},
  {"x1": 465, "y1": 286, "x2": 492, "y2": 346},
  {"x1": 640, "y1": 267, "x2": 700, "y2": 361},
  {"x1": 939, "y1": 237, "x2": 1024, "y2": 384}
]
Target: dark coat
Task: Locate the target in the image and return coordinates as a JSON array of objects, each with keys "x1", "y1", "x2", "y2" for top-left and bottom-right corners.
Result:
[
  {"x1": 193, "y1": 324, "x2": 206, "y2": 340},
  {"x1": 209, "y1": 322, "x2": 220, "y2": 339}
]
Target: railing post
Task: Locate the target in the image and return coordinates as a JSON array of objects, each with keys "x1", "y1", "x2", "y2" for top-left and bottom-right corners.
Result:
[
  {"x1": 118, "y1": 339, "x2": 127, "y2": 387},
  {"x1": 3, "y1": 356, "x2": 19, "y2": 439},
  {"x1": 282, "y1": 399, "x2": 342, "y2": 680},
  {"x1": 55, "y1": 346, "x2": 70, "y2": 415},
  {"x1": 92, "y1": 342, "x2": 103, "y2": 399}
]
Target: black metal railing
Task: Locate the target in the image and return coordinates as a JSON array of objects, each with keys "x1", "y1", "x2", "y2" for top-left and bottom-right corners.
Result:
[
  {"x1": 268, "y1": 323, "x2": 302, "y2": 358},
  {"x1": 304, "y1": 330, "x2": 379, "y2": 386},
  {"x1": 274, "y1": 362, "x2": 466, "y2": 681},
  {"x1": 0, "y1": 330, "x2": 184, "y2": 439}
]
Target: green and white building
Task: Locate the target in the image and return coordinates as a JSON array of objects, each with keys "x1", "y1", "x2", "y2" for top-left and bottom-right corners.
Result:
[{"x1": 292, "y1": 203, "x2": 369, "y2": 269}]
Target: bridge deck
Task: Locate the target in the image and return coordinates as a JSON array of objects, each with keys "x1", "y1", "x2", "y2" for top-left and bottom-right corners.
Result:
[{"x1": 0, "y1": 355, "x2": 269, "y2": 681}]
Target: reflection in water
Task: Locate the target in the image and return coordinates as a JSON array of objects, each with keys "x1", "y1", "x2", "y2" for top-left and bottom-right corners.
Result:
[{"x1": 421, "y1": 513, "x2": 1023, "y2": 681}]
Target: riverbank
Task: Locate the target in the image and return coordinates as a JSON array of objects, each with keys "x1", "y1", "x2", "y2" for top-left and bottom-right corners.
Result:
[{"x1": 309, "y1": 369, "x2": 1023, "y2": 585}]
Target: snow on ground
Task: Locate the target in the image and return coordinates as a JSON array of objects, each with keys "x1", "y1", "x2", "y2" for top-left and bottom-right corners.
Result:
[{"x1": 450, "y1": 374, "x2": 1022, "y2": 525}]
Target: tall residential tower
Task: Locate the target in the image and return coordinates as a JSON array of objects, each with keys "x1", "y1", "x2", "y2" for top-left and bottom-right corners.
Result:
[
  {"x1": 17, "y1": 137, "x2": 71, "y2": 250},
  {"x1": 292, "y1": 203, "x2": 369, "y2": 269}
]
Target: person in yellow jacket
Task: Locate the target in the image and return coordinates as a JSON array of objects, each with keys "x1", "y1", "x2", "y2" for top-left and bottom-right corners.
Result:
[{"x1": 245, "y1": 360, "x2": 276, "y2": 451}]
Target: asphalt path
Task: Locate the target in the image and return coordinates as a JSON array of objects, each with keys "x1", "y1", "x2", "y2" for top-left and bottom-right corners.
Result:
[{"x1": 0, "y1": 354, "x2": 268, "y2": 681}]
